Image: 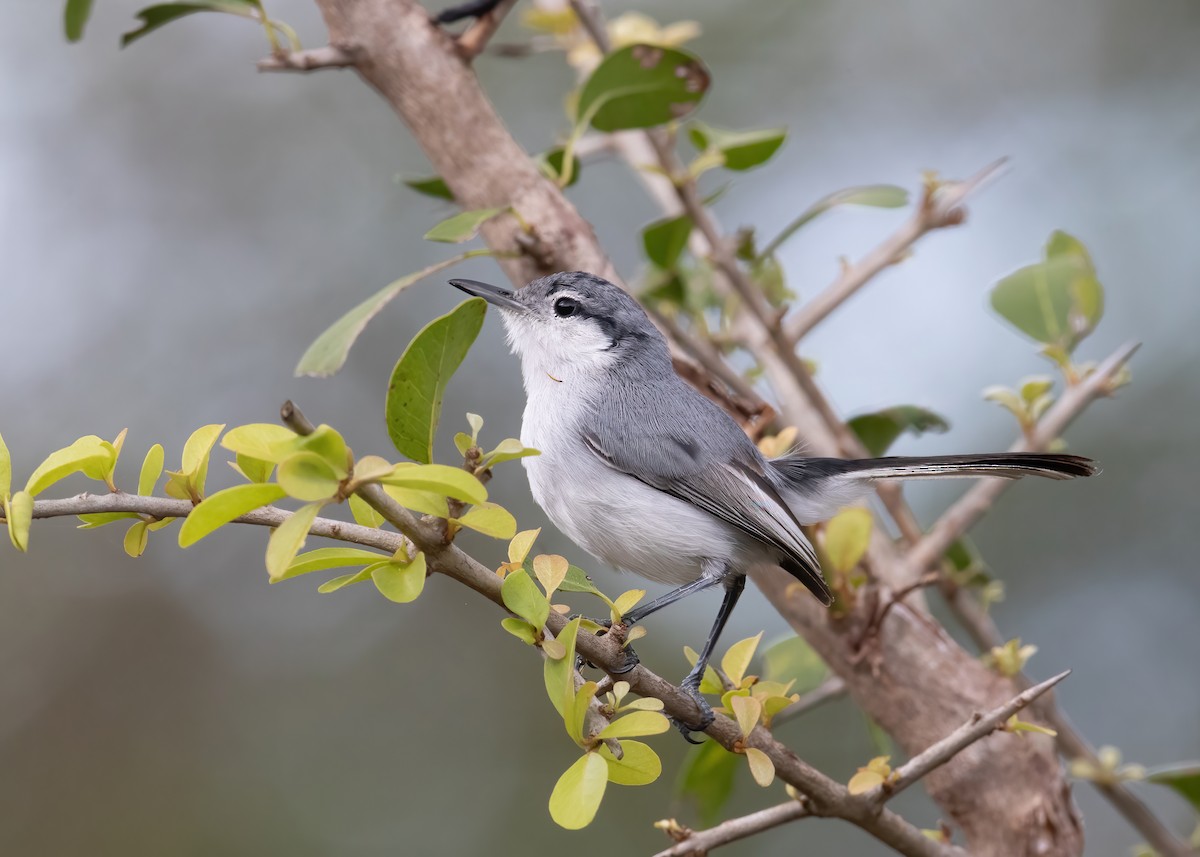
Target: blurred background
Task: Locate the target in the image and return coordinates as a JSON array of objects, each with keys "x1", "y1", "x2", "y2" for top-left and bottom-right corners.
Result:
[{"x1": 2, "y1": 1, "x2": 1198, "y2": 854}]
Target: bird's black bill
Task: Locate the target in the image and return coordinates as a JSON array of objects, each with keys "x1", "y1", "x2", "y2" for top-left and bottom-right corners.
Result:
[{"x1": 448, "y1": 278, "x2": 525, "y2": 312}]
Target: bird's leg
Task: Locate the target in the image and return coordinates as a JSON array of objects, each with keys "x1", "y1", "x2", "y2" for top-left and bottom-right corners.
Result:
[
  {"x1": 672, "y1": 574, "x2": 745, "y2": 743},
  {"x1": 622, "y1": 575, "x2": 721, "y2": 625}
]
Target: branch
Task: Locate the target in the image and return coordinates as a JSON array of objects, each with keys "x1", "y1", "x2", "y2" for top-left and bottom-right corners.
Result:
[
  {"x1": 656, "y1": 671, "x2": 1069, "y2": 857},
  {"x1": 900, "y1": 341, "x2": 1140, "y2": 582},
  {"x1": 257, "y1": 44, "x2": 358, "y2": 71},
  {"x1": 770, "y1": 675, "x2": 847, "y2": 727},
  {"x1": 783, "y1": 159, "x2": 1008, "y2": 343}
]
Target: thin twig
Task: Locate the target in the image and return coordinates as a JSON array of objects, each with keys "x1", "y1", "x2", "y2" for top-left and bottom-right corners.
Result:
[
  {"x1": 783, "y1": 159, "x2": 1008, "y2": 343},
  {"x1": 455, "y1": 0, "x2": 518, "y2": 60},
  {"x1": 770, "y1": 675, "x2": 847, "y2": 727},
  {"x1": 656, "y1": 671, "x2": 1069, "y2": 857},
  {"x1": 901, "y1": 341, "x2": 1140, "y2": 582},
  {"x1": 257, "y1": 45, "x2": 359, "y2": 72}
]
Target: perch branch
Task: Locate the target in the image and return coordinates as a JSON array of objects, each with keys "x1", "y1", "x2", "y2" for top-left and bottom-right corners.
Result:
[{"x1": 257, "y1": 44, "x2": 358, "y2": 71}]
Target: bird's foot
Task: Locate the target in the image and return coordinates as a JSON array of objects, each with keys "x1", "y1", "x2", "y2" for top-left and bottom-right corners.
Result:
[
  {"x1": 572, "y1": 615, "x2": 639, "y2": 675},
  {"x1": 671, "y1": 679, "x2": 714, "y2": 744}
]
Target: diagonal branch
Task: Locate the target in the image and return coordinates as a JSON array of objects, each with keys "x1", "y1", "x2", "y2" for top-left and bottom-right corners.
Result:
[
  {"x1": 453, "y1": 0, "x2": 519, "y2": 60},
  {"x1": 655, "y1": 671, "x2": 1070, "y2": 857},
  {"x1": 257, "y1": 44, "x2": 359, "y2": 71},
  {"x1": 783, "y1": 159, "x2": 1008, "y2": 343}
]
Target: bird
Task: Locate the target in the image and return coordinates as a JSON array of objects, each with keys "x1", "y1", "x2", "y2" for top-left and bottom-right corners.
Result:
[{"x1": 450, "y1": 271, "x2": 1097, "y2": 737}]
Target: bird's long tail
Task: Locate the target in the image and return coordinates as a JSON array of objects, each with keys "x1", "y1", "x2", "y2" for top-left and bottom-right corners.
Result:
[{"x1": 770, "y1": 452, "x2": 1098, "y2": 523}]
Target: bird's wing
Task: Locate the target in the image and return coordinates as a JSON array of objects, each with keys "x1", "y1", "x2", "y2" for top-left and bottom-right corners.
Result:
[{"x1": 581, "y1": 426, "x2": 831, "y2": 605}]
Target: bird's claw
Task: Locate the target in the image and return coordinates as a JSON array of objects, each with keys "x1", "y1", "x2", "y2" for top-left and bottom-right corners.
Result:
[
  {"x1": 571, "y1": 615, "x2": 638, "y2": 674},
  {"x1": 671, "y1": 680, "x2": 714, "y2": 743}
]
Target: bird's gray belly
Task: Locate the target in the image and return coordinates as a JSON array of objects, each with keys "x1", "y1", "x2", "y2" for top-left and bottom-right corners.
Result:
[{"x1": 522, "y1": 449, "x2": 741, "y2": 586}]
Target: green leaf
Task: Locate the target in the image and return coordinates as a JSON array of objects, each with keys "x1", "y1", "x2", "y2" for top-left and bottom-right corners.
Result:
[
  {"x1": 455, "y1": 502, "x2": 517, "y2": 539},
  {"x1": 576, "y1": 44, "x2": 710, "y2": 132},
  {"x1": 536, "y1": 147, "x2": 582, "y2": 189},
  {"x1": 544, "y1": 617, "x2": 582, "y2": 717},
  {"x1": 501, "y1": 617, "x2": 538, "y2": 645},
  {"x1": 0, "y1": 431, "x2": 10, "y2": 497},
  {"x1": 138, "y1": 444, "x2": 165, "y2": 495},
  {"x1": 600, "y1": 740, "x2": 661, "y2": 786},
  {"x1": 317, "y1": 567, "x2": 374, "y2": 593},
  {"x1": 294, "y1": 425, "x2": 349, "y2": 476},
  {"x1": 567, "y1": 681, "x2": 596, "y2": 745},
  {"x1": 180, "y1": 423, "x2": 225, "y2": 496},
  {"x1": 123, "y1": 520, "x2": 150, "y2": 557},
  {"x1": 847, "y1": 406, "x2": 950, "y2": 457},
  {"x1": 277, "y1": 452, "x2": 343, "y2": 502},
  {"x1": 481, "y1": 438, "x2": 540, "y2": 467},
  {"x1": 598, "y1": 711, "x2": 670, "y2": 740},
  {"x1": 378, "y1": 464, "x2": 487, "y2": 505},
  {"x1": 990, "y1": 230, "x2": 1104, "y2": 354},
  {"x1": 179, "y1": 483, "x2": 286, "y2": 548},
  {"x1": 6, "y1": 491, "x2": 33, "y2": 552},
  {"x1": 762, "y1": 636, "x2": 828, "y2": 692},
  {"x1": 501, "y1": 569, "x2": 550, "y2": 628},
  {"x1": 348, "y1": 494, "x2": 385, "y2": 529},
  {"x1": 122, "y1": 1, "x2": 259, "y2": 48},
  {"x1": 77, "y1": 512, "x2": 140, "y2": 529},
  {"x1": 372, "y1": 553, "x2": 427, "y2": 603},
  {"x1": 549, "y1": 753, "x2": 608, "y2": 830},
  {"x1": 677, "y1": 739, "x2": 738, "y2": 826},
  {"x1": 557, "y1": 565, "x2": 604, "y2": 597},
  {"x1": 385, "y1": 298, "x2": 487, "y2": 464},
  {"x1": 758, "y1": 184, "x2": 909, "y2": 261},
  {"x1": 403, "y1": 176, "x2": 453, "y2": 200},
  {"x1": 275, "y1": 546, "x2": 389, "y2": 581},
  {"x1": 642, "y1": 214, "x2": 693, "y2": 270},
  {"x1": 381, "y1": 484, "x2": 450, "y2": 519},
  {"x1": 265, "y1": 501, "x2": 323, "y2": 581},
  {"x1": 688, "y1": 123, "x2": 787, "y2": 171},
  {"x1": 1146, "y1": 764, "x2": 1200, "y2": 813},
  {"x1": 294, "y1": 255, "x2": 475, "y2": 378},
  {"x1": 233, "y1": 453, "x2": 274, "y2": 484},
  {"x1": 424, "y1": 208, "x2": 506, "y2": 243},
  {"x1": 25, "y1": 436, "x2": 115, "y2": 497},
  {"x1": 64, "y1": 0, "x2": 95, "y2": 41},
  {"x1": 824, "y1": 507, "x2": 873, "y2": 574},
  {"x1": 721, "y1": 632, "x2": 762, "y2": 687},
  {"x1": 221, "y1": 424, "x2": 300, "y2": 463}
]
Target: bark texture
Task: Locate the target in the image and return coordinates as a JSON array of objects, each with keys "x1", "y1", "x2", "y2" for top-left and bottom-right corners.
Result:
[{"x1": 305, "y1": 2, "x2": 1085, "y2": 853}]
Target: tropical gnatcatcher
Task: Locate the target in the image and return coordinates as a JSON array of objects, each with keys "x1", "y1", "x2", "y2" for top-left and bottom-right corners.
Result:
[{"x1": 450, "y1": 271, "x2": 1096, "y2": 736}]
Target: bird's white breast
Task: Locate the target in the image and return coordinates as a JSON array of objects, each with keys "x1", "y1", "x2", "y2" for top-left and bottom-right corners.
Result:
[{"x1": 519, "y1": 371, "x2": 740, "y2": 586}]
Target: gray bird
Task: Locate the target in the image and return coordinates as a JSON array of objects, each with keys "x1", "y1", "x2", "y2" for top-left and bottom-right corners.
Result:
[{"x1": 450, "y1": 271, "x2": 1096, "y2": 736}]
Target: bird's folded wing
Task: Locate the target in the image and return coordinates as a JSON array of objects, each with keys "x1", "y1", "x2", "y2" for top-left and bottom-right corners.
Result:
[{"x1": 581, "y1": 429, "x2": 830, "y2": 603}]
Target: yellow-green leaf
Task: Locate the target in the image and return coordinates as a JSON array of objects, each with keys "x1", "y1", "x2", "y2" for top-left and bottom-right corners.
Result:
[
  {"x1": 348, "y1": 494, "x2": 385, "y2": 529},
  {"x1": 379, "y1": 464, "x2": 487, "y2": 505},
  {"x1": 509, "y1": 528, "x2": 541, "y2": 564},
  {"x1": 317, "y1": 567, "x2": 374, "y2": 593},
  {"x1": 744, "y1": 747, "x2": 775, "y2": 787},
  {"x1": 544, "y1": 617, "x2": 582, "y2": 717},
  {"x1": 683, "y1": 645, "x2": 724, "y2": 695},
  {"x1": 824, "y1": 507, "x2": 873, "y2": 573},
  {"x1": 501, "y1": 617, "x2": 538, "y2": 645},
  {"x1": 349, "y1": 454, "x2": 396, "y2": 485},
  {"x1": 6, "y1": 491, "x2": 33, "y2": 552},
  {"x1": 611, "y1": 589, "x2": 645, "y2": 620},
  {"x1": 25, "y1": 436, "x2": 114, "y2": 496},
  {"x1": 598, "y1": 710, "x2": 670, "y2": 740},
  {"x1": 277, "y1": 452, "x2": 343, "y2": 502},
  {"x1": 370, "y1": 553, "x2": 426, "y2": 603},
  {"x1": 730, "y1": 694, "x2": 761, "y2": 738},
  {"x1": 381, "y1": 484, "x2": 450, "y2": 519},
  {"x1": 762, "y1": 635, "x2": 827, "y2": 693},
  {"x1": 533, "y1": 553, "x2": 569, "y2": 597},
  {"x1": 221, "y1": 424, "x2": 300, "y2": 463},
  {"x1": 549, "y1": 753, "x2": 608, "y2": 830},
  {"x1": 501, "y1": 569, "x2": 550, "y2": 628},
  {"x1": 687, "y1": 122, "x2": 787, "y2": 172},
  {"x1": 568, "y1": 681, "x2": 596, "y2": 746},
  {"x1": 266, "y1": 501, "x2": 323, "y2": 580},
  {"x1": 233, "y1": 453, "x2": 273, "y2": 484},
  {"x1": 385, "y1": 299, "x2": 487, "y2": 464},
  {"x1": 295, "y1": 255, "x2": 474, "y2": 377},
  {"x1": 721, "y1": 632, "x2": 762, "y2": 687},
  {"x1": 138, "y1": 444, "x2": 164, "y2": 495},
  {"x1": 482, "y1": 437, "x2": 540, "y2": 467},
  {"x1": 179, "y1": 483, "x2": 286, "y2": 548},
  {"x1": 456, "y1": 502, "x2": 517, "y2": 539},
  {"x1": 181, "y1": 424, "x2": 225, "y2": 495},
  {"x1": 848, "y1": 756, "x2": 892, "y2": 795},
  {"x1": 123, "y1": 520, "x2": 149, "y2": 558},
  {"x1": 600, "y1": 740, "x2": 661, "y2": 786},
  {"x1": 0, "y1": 431, "x2": 11, "y2": 496},
  {"x1": 77, "y1": 511, "x2": 139, "y2": 529},
  {"x1": 275, "y1": 546, "x2": 389, "y2": 582}
]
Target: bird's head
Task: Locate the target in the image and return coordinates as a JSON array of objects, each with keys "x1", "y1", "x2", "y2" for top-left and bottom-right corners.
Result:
[{"x1": 449, "y1": 272, "x2": 668, "y2": 382}]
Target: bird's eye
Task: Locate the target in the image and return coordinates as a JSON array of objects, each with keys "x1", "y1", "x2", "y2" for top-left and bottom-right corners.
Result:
[{"x1": 554, "y1": 297, "x2": 581, "y2": 318}]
